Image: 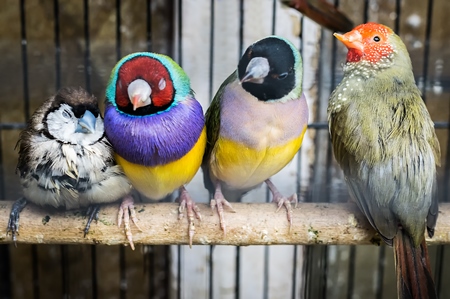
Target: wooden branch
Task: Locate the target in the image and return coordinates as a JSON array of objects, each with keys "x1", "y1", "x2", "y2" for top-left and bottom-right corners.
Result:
[{"x1": 1, "y1": 201, "x2": 449, "y2": 247}]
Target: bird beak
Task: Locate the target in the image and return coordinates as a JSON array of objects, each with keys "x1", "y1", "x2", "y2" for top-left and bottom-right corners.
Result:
[
  {"x1": 131, "y1": 94, "x2": 150, "y2": 111},
  {"x1": 334, "y1": 31, "x2": 364, "y2": 52},
  {"x1": 240, "y1": 57, "x2": 270, "y2": 84},
  {"x1": 76, "y1": 110, "x2": 96, "y2": 134},
  {"x1": 127, "y1": 79, "x2": 152, "y2": 110}
]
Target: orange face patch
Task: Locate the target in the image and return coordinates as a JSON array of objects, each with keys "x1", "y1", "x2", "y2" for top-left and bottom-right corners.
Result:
[{"x1": 338, "y1": 22, "x2": 395, "y2": 63}]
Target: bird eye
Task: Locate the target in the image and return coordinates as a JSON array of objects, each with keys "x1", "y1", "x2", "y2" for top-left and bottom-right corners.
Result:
[
  {"x1": 373, "y1": 36, "x2": 381, "y2": 42},
  {"x1": 158, "y1": 78, "x2": 166, "y2": 90},
  {"x1": 278, "y1": 72, "x2": 288, "y2": 80},
  {"x1": 62, "y1": 110, "x2": 70, "y2": 118}
]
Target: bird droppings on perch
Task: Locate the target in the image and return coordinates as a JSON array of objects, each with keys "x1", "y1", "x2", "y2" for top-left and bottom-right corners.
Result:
[
  {"x1": 1, "y1": 201, "x2": 450, "y2": 247},
  {"x1": 347, "y1": 213, "x2": 358, "y2": 227}
]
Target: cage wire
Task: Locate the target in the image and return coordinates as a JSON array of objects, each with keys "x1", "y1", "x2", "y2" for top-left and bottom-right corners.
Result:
[{"x1": 0, "y1": 0, "x2": 449, "y2": 298}]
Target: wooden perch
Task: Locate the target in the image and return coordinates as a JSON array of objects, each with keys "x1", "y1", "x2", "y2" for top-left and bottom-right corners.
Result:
[{"x1": 1, "y1": 201, "x2": 449, "y2": 247}]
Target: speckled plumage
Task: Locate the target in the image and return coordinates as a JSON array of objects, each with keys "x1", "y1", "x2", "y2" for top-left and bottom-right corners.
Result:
[
  {"x1": 328, "y1": 23, "x2": 440, "y2": 299},
  {"x1": 8, "y1": 87, "x2": 131, "y2": 241},
  {"x1": 17, "y1": 87, "x2": 131, "y2": 209},
  {"x1": 328, "y1": 22, "x2": 440, "y2": 247}
]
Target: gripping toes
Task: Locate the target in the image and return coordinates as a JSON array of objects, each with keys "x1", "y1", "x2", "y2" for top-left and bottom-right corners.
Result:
[
  {"x1": 265, "y1": 179, "x2": 298, "y2": 231},
  {"x1": 274, "y1": 193, "x2": 298, "y2": 230},
  {"x1": 117, "y1": 195, "x2": 141, "y2": 250},
  {"x1": 7, "y1": 197, "x2": 28, "y2": 244},
  {"x1": 84, "y1": 204, "x2": 101, "y2": 237},
  {"x1": 178, "y1": 187, "x2": 201, "y2": 248},
  {"x1": 211, "y1": 198, "x2": 235, "y2": 235}
]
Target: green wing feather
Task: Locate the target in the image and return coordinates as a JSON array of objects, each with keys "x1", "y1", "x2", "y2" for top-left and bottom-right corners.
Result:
[
  {"x1": 202, "y1": 71, "x2": 238, "y2": 192},
  {"x1": 203, "y1": 71, "x2": 237, "y2": 163},
  {"x1": 328, "y1": 83, "x2": 440, "y2": 247}
]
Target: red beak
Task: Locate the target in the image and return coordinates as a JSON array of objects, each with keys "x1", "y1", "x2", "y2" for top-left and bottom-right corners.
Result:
[{"x1": 334, "y1": 30, "x2": 364, "y2": 52}]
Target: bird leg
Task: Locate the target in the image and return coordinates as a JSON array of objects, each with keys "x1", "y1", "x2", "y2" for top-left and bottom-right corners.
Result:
[
  {"x1": 117, "y1": 194, "x2": 142, "y2": 250},
  {"x1": 210, "y1": 181, "x2": 235, "y2": 235},
  {"x1": 84, "y1": 204, "x2": 101, "y2": 237},
  {"x1": 177, "y1": 186, "x2": 202, "y2": 248},
  {"x1": 7, "y1": 197, "x2": 28, "y2": 245},
  {"x1": 265, "y1": 179, "x2": 297, "y2": 230}
]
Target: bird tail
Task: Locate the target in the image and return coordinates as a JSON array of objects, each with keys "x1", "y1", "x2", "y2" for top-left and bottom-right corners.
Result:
[{"x1": 393, "y1": 230, "x2": 437, "y2": 299}]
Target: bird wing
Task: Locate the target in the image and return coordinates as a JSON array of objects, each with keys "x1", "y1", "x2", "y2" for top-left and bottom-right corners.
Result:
[
  {"x1": 425, "y1": 105, "x2": 441, "y2": 237},
  {"x1": 328, "y1": 89, "x2": 438, "y2": 246},
  {"x1": 329, "y1": 121, "x2": 399, "y2": 244},
  {"x1": 16, "y1": 97, "x2": 54, "y2": 175},
  {"x1": 204, "y1": 71, "x2": 237, "y2": 161},
  {"x1": 202, "y1": 71, "x2": 237, "y2": 192}
]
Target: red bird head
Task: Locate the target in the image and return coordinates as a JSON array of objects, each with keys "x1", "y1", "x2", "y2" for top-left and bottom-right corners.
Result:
[
  {"x1": 115, "y1": 55, "x2": 175, "y2": 114},
  {"x1": 334, "y1": 22, "x2": 397, "y2": 64}
]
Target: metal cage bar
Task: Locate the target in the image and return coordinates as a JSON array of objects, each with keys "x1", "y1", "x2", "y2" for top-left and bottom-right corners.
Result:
[{"x1": 1, "y1": 1, "x2": 449, "y2": 298}]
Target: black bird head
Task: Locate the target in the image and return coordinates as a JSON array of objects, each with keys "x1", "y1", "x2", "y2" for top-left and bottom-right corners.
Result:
[{"x1": 238, "y1": 36, "x2": 299, "y2": 101}]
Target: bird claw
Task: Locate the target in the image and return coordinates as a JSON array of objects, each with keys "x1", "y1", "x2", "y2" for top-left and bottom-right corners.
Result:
[
  {"x1": 265, "y1": 179, "x2": 297, "y2": 232},
  {"x1": 177, "y1": 188, "x2": 201, "y2": 248},
  {"x1": 84, "y1": 204, "x2": 101, "y2": 237},
  {"x1": 211, "y1": 197, "x2": 235, "y2": 236},
  {"x1": 117, "y1": 195, "x2": 141, "y2": 250},
  {"x1": 273, "y1": 193, "x2": 297, "y2": 232},
  {"x1": 6, "y1": 197, "x2": 28, "y2": 246}
]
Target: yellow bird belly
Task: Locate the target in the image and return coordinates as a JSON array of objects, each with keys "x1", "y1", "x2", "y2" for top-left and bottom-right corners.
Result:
[
  {"x1": 211, "y1": 126, "x2": 306, "y2": 190},
  {"x1": 116, "y1": 128, "x2": 206, "y2": 200}
]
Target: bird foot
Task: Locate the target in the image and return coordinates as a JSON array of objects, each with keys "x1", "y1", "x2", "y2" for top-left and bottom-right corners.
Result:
[
  {"x1": 177, "y1": 187, "x2": 202, "y2": 248},
  {"x1": 210, "y1": 196, "x2": 235, "y2": 236},
  {"x1": 84, "y1": 204, "x2": 101, "y2": 237},
  {"x1": 273, "y1": 193, "x2": 298, "y2": 231},
  {"x1": 117, "y1": 195, "x2": 142, "y2": 250},
  {"x1": 265, "y1": 179, "x2": 297, "y2": 231},
  {"x1": 6, "y1": 197, "x2": 28, "y2": 245}
]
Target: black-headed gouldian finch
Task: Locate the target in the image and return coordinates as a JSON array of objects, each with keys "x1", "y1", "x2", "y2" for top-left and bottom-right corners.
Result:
[
  {"x1": 328, "y1": 22, "x2": 440, "y2": 299},
  {"x1": 104, "y1": 52, "x2": 206, "y2": 249},
  {"x1": 7, "y1": 87, "x2": 132, "y2": 242},
  {"x1": 203, "y1": 36, "x2": 309, "y2": 234}
]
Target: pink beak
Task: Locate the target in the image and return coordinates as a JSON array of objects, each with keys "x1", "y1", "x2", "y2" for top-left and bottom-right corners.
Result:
[{"x1": 132, "y1": 95, "x2": 141, "y2": 111}]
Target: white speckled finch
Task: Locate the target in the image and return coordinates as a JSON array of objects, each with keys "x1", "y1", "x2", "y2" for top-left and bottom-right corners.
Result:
[{"x1": 7, "y1": 87, "x2": 132, "y2": 242}]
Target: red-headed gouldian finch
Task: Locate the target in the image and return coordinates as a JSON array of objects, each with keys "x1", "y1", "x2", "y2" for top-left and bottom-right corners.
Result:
[{"x1": 104, "y1": 52, "x2": 206, "y2": 249}]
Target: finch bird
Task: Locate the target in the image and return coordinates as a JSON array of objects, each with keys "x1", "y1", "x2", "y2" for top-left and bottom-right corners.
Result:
[
  {"x1": 328, "y1": 22, "x2": 440, "y2": 299},
  {"x1": 104, "y1": 52, "x2": 206, "y2": 248},
  {"x1": 203, "y1": 36, "x2": 309, "y2": 234},
  {"x1": 8, "y1": 87, "x2": 132, "y2": 242}
]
